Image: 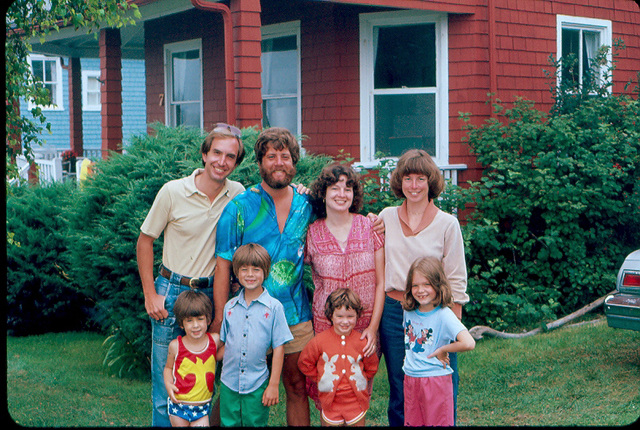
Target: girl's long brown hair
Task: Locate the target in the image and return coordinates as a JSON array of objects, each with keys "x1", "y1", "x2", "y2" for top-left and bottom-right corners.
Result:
[{"x1": 402, "y1": 257, "x2": 453, "y2": 311}]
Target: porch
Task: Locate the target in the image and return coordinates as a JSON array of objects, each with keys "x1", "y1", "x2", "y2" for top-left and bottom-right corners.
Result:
[{"x1": 12, "y1": 148, "x2": 102, "y2": 185}]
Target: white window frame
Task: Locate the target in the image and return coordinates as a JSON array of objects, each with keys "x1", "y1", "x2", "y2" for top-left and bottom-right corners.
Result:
[
  {"x1": 261, "y1": 21, "x2": 302, "y2": 139},
  {"x1": 556, "y1": 15, "x2": 612, "y2": 94},
  {"x1": 359, "y1": 10, "x2": 449, "y2": 167},
  {"x1": 27, "y1": 54, "x2": 64, "y2": 111},
  {"x1": 82, "y1": 70, "x2": 101, "y2": 111},
  {"x1": 163, "y1": 38, "x2": 203, "y2": 129}
]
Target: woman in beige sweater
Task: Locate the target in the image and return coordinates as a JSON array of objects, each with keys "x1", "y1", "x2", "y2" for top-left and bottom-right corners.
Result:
[{"x1": 377, "y1": 149, "x2": 468, "y2": 427}]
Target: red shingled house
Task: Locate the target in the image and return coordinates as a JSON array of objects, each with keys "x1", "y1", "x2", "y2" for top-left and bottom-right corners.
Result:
[{"x1": 28, "y1": 0, "x2": 640, "y2": 184}]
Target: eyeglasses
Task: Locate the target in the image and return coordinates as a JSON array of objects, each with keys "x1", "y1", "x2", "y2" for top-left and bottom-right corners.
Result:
[{"x1": 214, "y1": 123, "x2": 242, "y2": 139}]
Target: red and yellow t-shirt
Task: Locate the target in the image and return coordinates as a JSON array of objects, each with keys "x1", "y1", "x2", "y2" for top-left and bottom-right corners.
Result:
[{"x1": 173, "y1": 333, "x2": 217, "y2": 403}]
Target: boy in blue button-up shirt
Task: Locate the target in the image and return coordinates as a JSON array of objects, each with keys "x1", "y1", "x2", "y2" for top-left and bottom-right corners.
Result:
[{"x1": 218, "y1": 243, "x2": 293, "y2": 427}]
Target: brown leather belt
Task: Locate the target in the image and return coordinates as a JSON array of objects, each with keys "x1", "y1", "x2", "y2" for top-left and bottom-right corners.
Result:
[{"x1": 159, "y1": 265, "x2": 213, "y2": 289}]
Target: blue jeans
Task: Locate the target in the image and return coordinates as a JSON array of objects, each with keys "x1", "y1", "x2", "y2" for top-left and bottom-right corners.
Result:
[
  {"x1": 379, "y1": 296, "x2": 460, "y2": 427},
  {"x1": 150, "y1": 274, "x2": 213, "y2": 427},
  {"x1": 378, "y1": 296, "x2": 405, "y2": 427}
]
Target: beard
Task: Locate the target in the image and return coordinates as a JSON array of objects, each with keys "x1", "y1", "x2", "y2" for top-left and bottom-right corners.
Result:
[{"x1": 259, "y1": 163, "x2": 296, "y2": 189}]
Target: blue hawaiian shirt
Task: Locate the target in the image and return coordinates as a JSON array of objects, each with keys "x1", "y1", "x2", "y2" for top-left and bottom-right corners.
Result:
[{"x1": 215, "y1": 183, "x2": 314, "y2": 326}]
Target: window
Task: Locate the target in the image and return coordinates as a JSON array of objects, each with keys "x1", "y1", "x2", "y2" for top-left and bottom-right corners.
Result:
[
  {"x1": 28, "y1": 54, "x2": 63, "y2": 110},
  {"x1": 164, "y1": 39, "x2": 203, "y2": 128},
  {"x1": 359, "y1": 11, "x2": 448, "y2": 166},
  {"x1": 261, "y1": 21, "x2": 301, "y2": 137},
  {"x1": 557, "y1": 15, "x2": 612, "y2": 92},
  {"x1": 82, "y1": 70, "x2": 101, "y2": 111}
]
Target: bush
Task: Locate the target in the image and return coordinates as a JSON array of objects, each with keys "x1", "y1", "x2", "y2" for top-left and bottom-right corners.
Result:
[
  {"x1": 6, "y1": 181, "x2": 95, "y2": 336},
  {"x1": 460, "y1": 86, "x2": 640, "y2": 330}
]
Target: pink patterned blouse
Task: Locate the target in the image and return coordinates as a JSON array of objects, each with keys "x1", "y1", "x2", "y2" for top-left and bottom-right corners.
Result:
[{"x1": 304, "y1": 214, "x2": 385, "y2": 334}]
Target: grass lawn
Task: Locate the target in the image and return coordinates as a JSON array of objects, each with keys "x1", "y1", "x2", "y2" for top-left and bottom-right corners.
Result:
[{"x1": 6, "y1": 319, "x2": 640, "y2": 426}]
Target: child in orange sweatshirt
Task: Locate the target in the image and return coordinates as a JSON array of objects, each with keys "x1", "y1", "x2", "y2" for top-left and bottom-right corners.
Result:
[{"x1": 298, "y1": 288, "x2": 379, "y2": 426}]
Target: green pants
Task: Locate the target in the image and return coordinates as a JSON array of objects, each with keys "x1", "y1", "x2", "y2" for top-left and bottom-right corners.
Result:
[{"x1": 219, "y1": 379, "x2": 270, "y2": 427}]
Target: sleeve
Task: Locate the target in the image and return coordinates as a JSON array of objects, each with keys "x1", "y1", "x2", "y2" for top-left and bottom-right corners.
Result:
[
  {"x1": 297, "y1": 337, "x2": 320, "y2": 380},
  {"x1": 443, "y1": 307, "x2": 468, "y2": 340},
  {"x1": 443, "y1": 217, "x2": 469, "y2": 305},
  {"x1": 140, "y1": 182, "x2": 172, "y2": 238},
  {"x1": 214, "y1": 200, "x2": 243, "y2": 261},
  {"x1": 271, "y1": 301, "x2": 294, "y2": 348},
  {"x1": 362, "y1": 348, "x2": 380, "y2": 380}
]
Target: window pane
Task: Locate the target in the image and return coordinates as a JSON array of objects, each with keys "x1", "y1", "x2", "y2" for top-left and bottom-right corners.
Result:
[
  {"x1": 261, "y1": 36, "x2": 298, "y2": 96},
  {"x1": 174, "y1": 103, "x2": 200, "y2": 128},
  {"x1": 374, "y1": 24, "x2": 436, "y2": 89},
  {"x1": 262, "y1": 35, "x2": 297, "y2": 53},
  {"x1": 582, "y1": 30, "x2": 601, "y2": 83},
  {"x1": 32, "y1": 60, "x2": 44, "y2": 81},
  {"x1": 88, "y1": 92, "x2": 100, "y2": 106},
  {"x1": 44, "y1": 84, "x2": 55, "y2": 105},
  {"x1": 374, "y1": 93, "x2": 436, "y2": 157},
  {"x1": 561, "y1": 28, "x2": 580, "y2": 86},
  {"x1": 262, "y1": 98, "x2": 297, "y2": 132},
  {"x1": 172, "y1": 50, "x2": 201, "y2": 102},
  {"x1": 87, "y1": 76, "x2": 100, "y2": 91},
  {"x1": 45, "y1": 60, "x2": 55, "y2": 82}
]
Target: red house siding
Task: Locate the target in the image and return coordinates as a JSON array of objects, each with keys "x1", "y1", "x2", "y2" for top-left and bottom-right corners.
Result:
[
  {"x1": 144, "y1": 9, "x2": 228, "y2": 132},
  {"x1": 300, "y1": 5, "x2": 362, "y2": 159},
  {"x1": 139, "y1": 0, "x2": 639, "y2": 186}
]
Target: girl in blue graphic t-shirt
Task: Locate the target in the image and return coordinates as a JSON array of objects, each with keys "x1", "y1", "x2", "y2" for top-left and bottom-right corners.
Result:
[{"x1": 401, "y1": 257, "x2": 476, "y2": 427}]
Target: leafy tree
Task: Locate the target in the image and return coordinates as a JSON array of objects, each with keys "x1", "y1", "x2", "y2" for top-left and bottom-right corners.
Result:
[{"x1": 5, "y1": 0, "x2": 140, "y2": 178}]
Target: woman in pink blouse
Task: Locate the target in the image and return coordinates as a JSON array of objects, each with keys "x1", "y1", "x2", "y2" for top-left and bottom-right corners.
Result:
[{"x1": 305, "y1": 163, "x2": 385, "y2": 356}]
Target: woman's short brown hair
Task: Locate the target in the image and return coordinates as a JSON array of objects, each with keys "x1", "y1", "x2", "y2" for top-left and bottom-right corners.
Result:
[
  {"x1": 390, "y1": 149, "x2": 445, "y2": 200},
  {"x1": 254, "y1": 127, "x2": 300, "y2": 165},
  {"x1": 173, "y1": 290, "x2": 213, "y2": 328},
  {"x1": 324, "y1": 288, "x2": 364, "y2": 322},
  {"x1": 402, "y1": 257, "x2": 453, "y2": 311},
  {"x1": 232, "y1": 243, "x2": 272, "y2": 280},
  {"x1": 309, "y1": 162, "x2": 363, "y2": 219}
]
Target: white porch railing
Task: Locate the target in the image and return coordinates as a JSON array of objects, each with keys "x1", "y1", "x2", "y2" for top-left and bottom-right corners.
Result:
[
  {"x1": 10, "y1": 148, "x2": 100, "y2": 185},
  {"x1": 438, "y1": 164, "x2": 467, "y2": 187},
  {"x1": 355, "y1": 161, "x2": 467, "y2": 187}
]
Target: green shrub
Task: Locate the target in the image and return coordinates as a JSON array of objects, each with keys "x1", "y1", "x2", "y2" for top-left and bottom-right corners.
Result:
[
  {"x1": 6, "y1": 181, "x2": 95, "y2": 336},
  {"x1": 460, "y1": 83, "x2": 640, "y2": 330}
]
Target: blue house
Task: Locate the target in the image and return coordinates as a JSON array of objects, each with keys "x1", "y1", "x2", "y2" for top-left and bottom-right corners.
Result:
[{"x1": 20, "y1": 55, "x2": 147, "y2": 160}]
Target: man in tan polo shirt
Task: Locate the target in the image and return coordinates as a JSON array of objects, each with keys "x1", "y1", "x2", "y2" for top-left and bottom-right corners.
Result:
[{"x1": 136, "y1": 123, "x2": 245, "y2": 427}]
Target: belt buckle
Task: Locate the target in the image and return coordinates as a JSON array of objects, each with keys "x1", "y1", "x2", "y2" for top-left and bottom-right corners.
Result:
[{"x1": 189, "y1": 277, "x2": 199, "y2": 289}]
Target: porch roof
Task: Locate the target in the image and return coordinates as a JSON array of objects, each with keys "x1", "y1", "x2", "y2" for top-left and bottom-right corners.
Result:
[{"x1": 28, "y1": 0, "x2": 475, "y2": 59}]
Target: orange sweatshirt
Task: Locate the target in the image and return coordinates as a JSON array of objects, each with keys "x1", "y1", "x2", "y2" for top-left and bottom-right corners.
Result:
[{"x1": 298, "y1": 328, "x2": 379, "y2": 412}]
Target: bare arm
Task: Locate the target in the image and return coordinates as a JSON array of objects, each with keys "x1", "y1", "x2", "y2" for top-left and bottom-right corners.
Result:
[
  {"x1": 262, "y1": 345, "x2": 285, "y2": 406},
  {"x1": 211, "y1": 256, "x2": 232, "y2": 334},
  {"x1": 137, "y1": 232, "x2": 168, "y2": 321},
  {"x1": 367, "y1": 212, "x2": 385, "y2": 235},
  {"x1": 427, "y1": 329, "x2": 476, "y2": 368},
  {"x1": 361, "y1": 246, "x2": 385, "y2": 357},
  {"x1": 163, "y1": 340, "x2": 179, "y2": 403}
]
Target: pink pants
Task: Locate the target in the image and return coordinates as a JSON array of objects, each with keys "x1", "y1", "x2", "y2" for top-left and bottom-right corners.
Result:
[{"x1": 404, "y1": 374, "x2": 454, "y2": 427}]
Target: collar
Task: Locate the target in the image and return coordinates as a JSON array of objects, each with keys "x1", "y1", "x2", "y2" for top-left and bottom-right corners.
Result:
[
  {"x1": 187, "y1": 168, "x2": 230, "y2": 199},
  {"x1": 233, "y1": 287, "x2": 270, "y2": 309},
  {"x1": 398, "y1": 199, "x2": 439, "y2": 236}
]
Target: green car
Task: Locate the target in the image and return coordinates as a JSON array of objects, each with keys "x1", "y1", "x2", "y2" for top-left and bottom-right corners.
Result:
[{"x1": 605, "y1": 249, "x2": 640, "y2": 331}]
